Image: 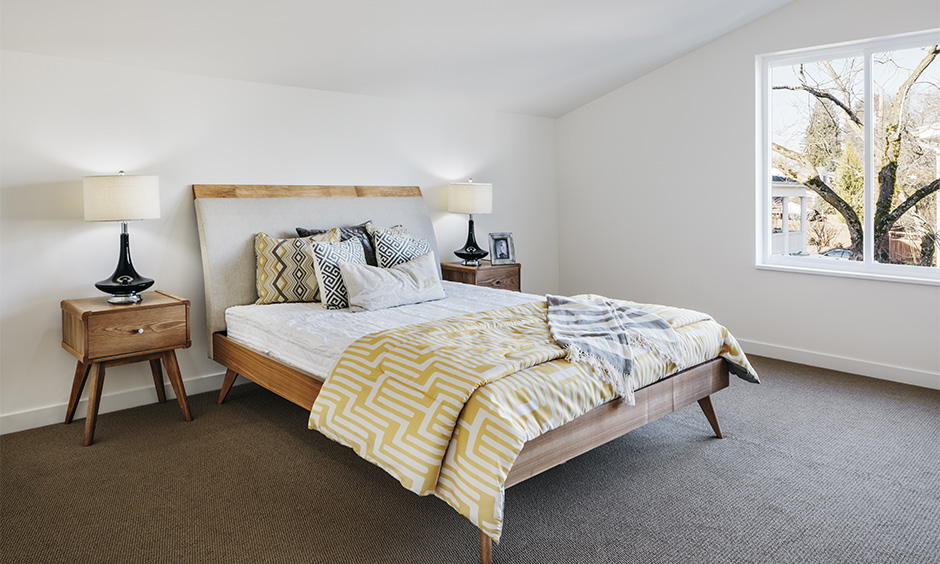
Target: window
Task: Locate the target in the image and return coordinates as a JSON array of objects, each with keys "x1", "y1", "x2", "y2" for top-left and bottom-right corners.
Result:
[{"x1": 757, "y1": 30, "x2": 940, "y2": 285}]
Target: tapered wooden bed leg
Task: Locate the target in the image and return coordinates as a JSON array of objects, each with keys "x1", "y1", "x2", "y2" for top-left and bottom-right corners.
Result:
[
  {"x1": 480, "y1": 530, "x2": 492, "y2": 564},
  {"x1": 697, "y1": 396, "x2": 723, "y2": 438},
  {"x1": 218, "y1": 369, "x2": 238, "y2": 405}
]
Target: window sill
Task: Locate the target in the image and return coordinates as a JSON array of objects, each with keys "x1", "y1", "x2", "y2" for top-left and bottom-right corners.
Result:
[{"x1": 756, "y1": 261, "x2": 940, "y2": 286}]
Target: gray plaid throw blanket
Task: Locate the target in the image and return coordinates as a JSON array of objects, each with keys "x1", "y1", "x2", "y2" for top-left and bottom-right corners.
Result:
[{"x1": 546, "y1": 294, "x2": 684, "y2": 405}]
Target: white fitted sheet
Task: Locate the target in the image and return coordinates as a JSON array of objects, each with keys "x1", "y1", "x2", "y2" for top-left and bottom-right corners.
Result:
[{"x1": 225, "y1": 281, "x2": 542, "y2": 380}]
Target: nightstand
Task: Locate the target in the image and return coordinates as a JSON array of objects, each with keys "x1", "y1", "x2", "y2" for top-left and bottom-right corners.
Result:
[
  {"x1": 61, "y1": 290, "x2": 193, "y2": 446},
  {"x1": 441, "y1": 260, "x2": 521, "y2": 292}
]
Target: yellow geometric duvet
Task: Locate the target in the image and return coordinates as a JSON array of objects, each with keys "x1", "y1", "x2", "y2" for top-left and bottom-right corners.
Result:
[{"x1": 309, "y1": 299, "x2": 757, "y2": 542}]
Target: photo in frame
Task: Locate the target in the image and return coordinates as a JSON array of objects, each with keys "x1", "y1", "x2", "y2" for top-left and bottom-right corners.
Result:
[{"x1": 488, "y1": 232, "x2": 515, "y2": 265}]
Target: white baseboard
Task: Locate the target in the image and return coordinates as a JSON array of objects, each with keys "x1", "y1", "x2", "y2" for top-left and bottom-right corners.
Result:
[
  {"x1": 737, "y1": 339, "x2": 940, "y2": 390},
  {"x1": 0, "y1": 371, "x2": 241, "y2": 435},
  {"x1": 4, "y1": 343, "x2": 937, "y2": 434}
]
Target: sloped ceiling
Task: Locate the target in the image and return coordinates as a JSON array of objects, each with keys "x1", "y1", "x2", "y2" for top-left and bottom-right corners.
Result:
[{"x1": 1, "y1": 0, "x2": 793, "y2": 117}]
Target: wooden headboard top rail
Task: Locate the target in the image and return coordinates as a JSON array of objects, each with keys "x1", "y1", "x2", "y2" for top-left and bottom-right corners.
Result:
[{"x1": 192, "y1": 185, "x2": 422, "y2": 199}]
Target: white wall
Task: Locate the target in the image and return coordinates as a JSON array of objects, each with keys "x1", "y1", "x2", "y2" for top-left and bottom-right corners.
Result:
[
  {"x1": 0, "y1": 51, "x2": 559, "y2": 432},
  {"x1": 557, "y1": 0, "x2": 940, "y2": 388}
]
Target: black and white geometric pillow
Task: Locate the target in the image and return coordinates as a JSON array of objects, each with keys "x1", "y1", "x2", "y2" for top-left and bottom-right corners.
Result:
[
  {"x1": 296, "y1": 221, "x2": 378, "y2": 266},
  {"x1": 310, "y1": 238, "x2": 367, "y2": 309},
  {"x1": 373, "y1": 229, "x2": 432, "y2": 269}
]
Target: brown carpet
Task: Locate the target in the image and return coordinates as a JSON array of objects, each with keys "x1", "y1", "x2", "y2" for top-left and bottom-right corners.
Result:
[{"x1": 2, "y1": 356, "x2": 938, "y2": 563}]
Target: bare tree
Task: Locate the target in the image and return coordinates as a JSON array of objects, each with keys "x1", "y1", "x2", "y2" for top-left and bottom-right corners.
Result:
[
  {"x1": 808, "y1": 215, "x2": 838, "y2": 251},
  {"x1": 772, "y1": 45, "x2": 940, "y2": 263}
]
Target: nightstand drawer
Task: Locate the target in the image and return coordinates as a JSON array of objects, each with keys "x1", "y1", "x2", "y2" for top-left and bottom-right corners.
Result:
[
  {"x1": 476, "y1": 268, "x2": 520, "y2": 290},
  {"x1": 85, "y1": 304, "x2": 187, "y2": 360},
  {"x1": 440, "y1": 261, "x2": 521, "y2": 292}
]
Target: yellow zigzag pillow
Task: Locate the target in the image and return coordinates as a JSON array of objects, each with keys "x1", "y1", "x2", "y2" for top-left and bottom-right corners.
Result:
[{"x1": 254, "y1": 229, "x2": 338, "y2": 304}]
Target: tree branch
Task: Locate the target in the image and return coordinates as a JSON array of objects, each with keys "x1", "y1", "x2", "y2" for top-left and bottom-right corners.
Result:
[
  {"x1": 822, "y1": 60, "x2": 853, "y2": 107},
  {"x1": 773, "y1": 84, "x2": 863, "y2": 128},
  {"x1": 772, "y1": 142, "x2": 813, "y2": 167},
  {"x1": 886, "y1": 177, "x2": 940, "y2": 227},
  {"x1": 892, "y1": 45, "x2": 939, "y2": 114},
  {"x1": 908, "y1": 209, "x2": 938, "y2": 237},
  {"x1": 772, "y1": 145, "x2": 864, "y2": 255}
]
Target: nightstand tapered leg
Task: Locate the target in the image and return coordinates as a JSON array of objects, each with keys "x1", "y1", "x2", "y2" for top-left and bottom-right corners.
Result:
[
  {"x1": 163, "y1": 351, "x2": 192, "y2": 421},
  {"x1": 83, "y1": 363, "x2": 105, "y2": 446},
  {"x1": 149, "y1": 359, "x2": 167, "y2": 403},
  {"x1": 65, "y1": 362, "x2": 91, "y2": 424}
]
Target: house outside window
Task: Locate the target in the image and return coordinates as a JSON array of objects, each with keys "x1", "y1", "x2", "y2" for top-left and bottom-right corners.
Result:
[{"x1": 757, "y1": 30, "x2": 940, "y2": 285}]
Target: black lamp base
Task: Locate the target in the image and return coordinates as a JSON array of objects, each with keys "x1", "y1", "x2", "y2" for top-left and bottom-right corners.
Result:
[
  {"x1": 454, "y1": 216, "x2": 488, "y2": 266},
  {"x1": 95, "y1": 229, "x2": 154, "y2": 305}
]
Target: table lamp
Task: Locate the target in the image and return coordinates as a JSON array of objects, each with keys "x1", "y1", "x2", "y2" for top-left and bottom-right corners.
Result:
[
  {"x1": 448, "y1": 180, "x2": 493, "y2": 266},
  {"x1": 83, "y1": 171, "x2": 160, "y2": 304}
]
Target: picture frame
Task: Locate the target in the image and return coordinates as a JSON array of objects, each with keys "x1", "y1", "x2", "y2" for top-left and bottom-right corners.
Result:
[{"x1": 488, "y1": 232, "x2": 515, "y2": 265}]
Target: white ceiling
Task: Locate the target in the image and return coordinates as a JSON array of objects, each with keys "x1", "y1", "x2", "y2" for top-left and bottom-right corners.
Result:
[{"x1": 1, "y1": 0, "x2": 793, "y2": 117}]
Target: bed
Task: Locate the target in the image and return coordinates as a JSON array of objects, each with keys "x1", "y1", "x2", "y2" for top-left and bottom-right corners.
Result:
[{"x1": 193, "y1": 184, "x2": 754, "y2": 564}]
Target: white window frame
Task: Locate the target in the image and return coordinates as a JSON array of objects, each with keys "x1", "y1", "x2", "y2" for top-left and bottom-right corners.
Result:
[{"x1": 756, "y1": 29, "x2": 940, "y2": 286}]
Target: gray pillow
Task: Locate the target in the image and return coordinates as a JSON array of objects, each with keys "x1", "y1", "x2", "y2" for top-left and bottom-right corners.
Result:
[
  {"x1": 297, "y1": 221, "x2": 377, "y2": 266},
  {"x1": 340, "y1": 251, "x2": 445, "y2": 311}
]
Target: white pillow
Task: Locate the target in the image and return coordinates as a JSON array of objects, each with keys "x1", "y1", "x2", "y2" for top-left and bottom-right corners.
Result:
[{"x1": 340, "y1": 251, "x2": 445, "y2": 311}]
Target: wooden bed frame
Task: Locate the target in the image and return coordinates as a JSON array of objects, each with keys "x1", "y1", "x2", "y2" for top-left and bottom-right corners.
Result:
[{"x1": 193, "y1": 185, "x2": 730, "y2": 564}]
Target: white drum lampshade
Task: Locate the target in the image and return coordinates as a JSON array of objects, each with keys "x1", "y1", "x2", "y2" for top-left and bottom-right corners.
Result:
[
  {"x1": 83, "y1": 174, "x2": 161, "y2": 222},
  {"x1": 447, "y1": 182, "x2": 493, "y2": 215}
]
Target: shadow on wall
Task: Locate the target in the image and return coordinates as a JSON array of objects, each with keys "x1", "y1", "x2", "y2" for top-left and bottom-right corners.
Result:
[
  {"x1": 0, "y1": 181, "x2": 83, "y2": 220},
  {"x1": 424, "y1": 183, "x2": 449, "y2": 226},
  {"x1": 425, "y1": 183, "x2": 471, "y2": 263}
]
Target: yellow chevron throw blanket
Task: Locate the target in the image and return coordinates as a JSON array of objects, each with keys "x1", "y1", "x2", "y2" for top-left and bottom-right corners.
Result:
[
  {"x1": 309, "y1": 299, "x2": 758, "y2": 542},
  {"x1": 309, "y1": 302, "x2": 562, "y2": 495}
]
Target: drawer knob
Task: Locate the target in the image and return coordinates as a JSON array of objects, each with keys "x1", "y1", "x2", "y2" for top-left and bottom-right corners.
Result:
[{"x1": 136, "y1": 328, "x2": 144, "y2": 334}]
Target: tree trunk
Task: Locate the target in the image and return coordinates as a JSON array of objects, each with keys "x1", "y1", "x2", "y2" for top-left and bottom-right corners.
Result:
[
  {"x1": 874, "y1": 161, "x2": 898, "y2": 262},
  {"x1": 803, "y1": 176, "x2": 864, "y2": 259},
  {"x1": 919, "y1": 232, "x2": 936, "y2": 267}
]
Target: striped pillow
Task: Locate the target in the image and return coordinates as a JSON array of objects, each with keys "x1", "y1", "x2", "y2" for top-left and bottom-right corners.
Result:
[
  {"x1": 373, "y1": 229, "x2": 432, "y2": 269},
  {"x1": 310, "y1": 238, "x2": 368, "y2": 309},
  {"x1": 254, "y1": 230, "x2": 339, "y2": 304},
  {"x1": 365, "y1": 223, "x2": 410, "y2": 239}
]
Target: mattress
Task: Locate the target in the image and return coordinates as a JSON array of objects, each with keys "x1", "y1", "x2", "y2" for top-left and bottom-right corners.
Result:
[{"x1": 225, "y1": 281, "x2": 542, "y2": 379}]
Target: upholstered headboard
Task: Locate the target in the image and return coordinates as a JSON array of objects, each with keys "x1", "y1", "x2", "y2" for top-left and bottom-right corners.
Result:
[{"x1": 192, "y1": 184, "x2": 439, "y2": 358}]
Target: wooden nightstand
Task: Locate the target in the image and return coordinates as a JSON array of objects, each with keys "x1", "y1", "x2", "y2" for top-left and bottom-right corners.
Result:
[
  {"x1": 440, "y1": 260, "x2": 521, "y2": 292},
  {"x1": 61, "y1": 290, "x2": 193, "y2": 446}
]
